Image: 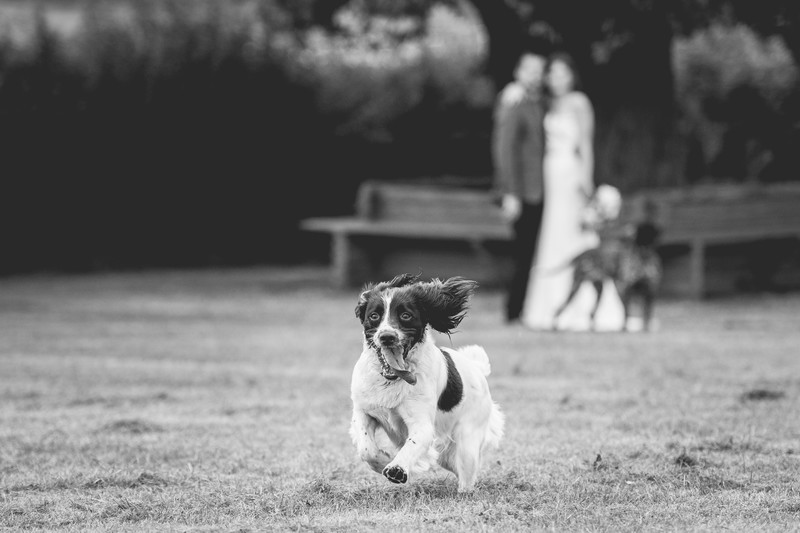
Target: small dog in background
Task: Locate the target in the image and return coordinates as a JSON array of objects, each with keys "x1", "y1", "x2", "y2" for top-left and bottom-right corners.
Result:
[
  {"x1": 554, "y1": 196, "x2": 663, "y2": 332},
  {"x1": 350, "y1": 274, "x2": 504, "y2": 492}
]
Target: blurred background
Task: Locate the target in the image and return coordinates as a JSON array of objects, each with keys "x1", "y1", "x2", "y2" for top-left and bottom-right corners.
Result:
[{"x1": 1, "y1": 0, "x2": 799, "y2": 285}]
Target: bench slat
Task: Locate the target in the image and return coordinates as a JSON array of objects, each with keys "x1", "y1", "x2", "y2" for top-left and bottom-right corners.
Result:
[
  {"x1": 359, "y1": 182, "x2": 506, "y2": 225},
  {"x1": 301, "y1": 217, "x2": 513, "y2": 241}
]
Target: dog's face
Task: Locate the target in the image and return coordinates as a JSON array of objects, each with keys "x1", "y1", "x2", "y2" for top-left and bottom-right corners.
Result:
[{"x1": 355, "y1": 274, "x2": 477, "y2": 383}]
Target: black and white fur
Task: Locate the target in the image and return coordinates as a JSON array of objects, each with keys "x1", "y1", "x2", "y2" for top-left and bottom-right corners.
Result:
[{"x1": 350, "y1": 274, "x2": 504, "y2": 492}]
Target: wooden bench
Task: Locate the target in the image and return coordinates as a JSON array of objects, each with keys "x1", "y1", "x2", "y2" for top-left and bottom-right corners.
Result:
[
  {"x1": 629, "y1": 182, "x2": 800, "y2": 297},
  {"x1": 300, "y1": 178, "x2": 512, "y2": 288},
  {"x1": 301, "y1": 179, "x2": 800, "y2": 298}
]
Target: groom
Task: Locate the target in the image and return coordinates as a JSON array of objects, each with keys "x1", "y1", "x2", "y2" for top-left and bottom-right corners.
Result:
[{"x1": 492, "y1": 47, "x2": 548, "y2": 324}]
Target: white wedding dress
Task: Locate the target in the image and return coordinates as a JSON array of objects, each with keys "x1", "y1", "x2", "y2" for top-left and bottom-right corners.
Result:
[{"x1": 521, "y1": 106, "x2": 626, "y2": 331}]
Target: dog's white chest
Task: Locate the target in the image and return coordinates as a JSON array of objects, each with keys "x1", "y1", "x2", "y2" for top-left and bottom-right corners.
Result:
[
  {"x1": 351, "y1": 351, "x2": 409, "y2": 408},
  {"x1": 351, "y1": 377, "x2": 407, "y2": 411}
]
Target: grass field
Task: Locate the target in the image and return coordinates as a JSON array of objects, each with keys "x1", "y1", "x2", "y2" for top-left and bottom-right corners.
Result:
[{"x1": 1, "y1": 267, "x2": 799, "y2": 532}]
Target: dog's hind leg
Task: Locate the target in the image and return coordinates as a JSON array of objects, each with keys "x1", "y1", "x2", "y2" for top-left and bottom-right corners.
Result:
[
  {"x1": 436, "y1": 441, "x2": 458, "y2": 477},
  {"x1": 616, "y1": 285, "x2": 632, "y2": 332},
  {"x1": 453, "y1": 429, "x2": 483, "y2": 492},
  {"x1": 589, "y1": 280, "x2": 604, "y2": 330},
  {"x1": 642, "y1": 289, "x2": 655, "y2": 332},
  {"x1": 553, "y1": 276, "x2": 583, "y2": 330}
]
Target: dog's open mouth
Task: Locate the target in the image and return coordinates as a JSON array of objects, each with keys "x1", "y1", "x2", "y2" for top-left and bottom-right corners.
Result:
[
  {"x1": 376, "y1": 347, "x2": 416, "y2": 385},
  {"x1": 376, "y1": 350, "x2": 399, "y2": 380}
]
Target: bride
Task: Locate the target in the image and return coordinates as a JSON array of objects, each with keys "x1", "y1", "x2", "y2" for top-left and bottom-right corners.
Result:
[{"x1": 521, "y1": 52, "x2": 626, "y2": 332}]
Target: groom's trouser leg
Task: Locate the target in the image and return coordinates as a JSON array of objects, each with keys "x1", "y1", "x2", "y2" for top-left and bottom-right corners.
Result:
[{"x1": 505, "y1": 202, "x2": 544, "y2": 321}]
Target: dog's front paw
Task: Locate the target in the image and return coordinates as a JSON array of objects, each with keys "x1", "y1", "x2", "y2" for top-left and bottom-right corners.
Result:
[{"x1": 382, "y1": 465, "x2": 408, "y2": 484}]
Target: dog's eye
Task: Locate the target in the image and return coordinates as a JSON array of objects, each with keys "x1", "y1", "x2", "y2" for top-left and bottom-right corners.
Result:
[
  {"x1": 400, "y1": 312, "x2": 413, "y2": 321},
  {"x1": 368, "y1": 312, "x2": 380, "y2": 322}
]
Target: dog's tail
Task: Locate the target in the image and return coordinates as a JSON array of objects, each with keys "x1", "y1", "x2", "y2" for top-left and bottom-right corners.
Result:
[{"x1": 458, "y1": 344, "x2": 492, "y2": 376}]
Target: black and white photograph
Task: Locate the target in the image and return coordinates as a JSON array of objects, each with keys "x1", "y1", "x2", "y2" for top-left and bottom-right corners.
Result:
[{"x1": 1, "y1": 0, "x2": 799, "y2": 530}]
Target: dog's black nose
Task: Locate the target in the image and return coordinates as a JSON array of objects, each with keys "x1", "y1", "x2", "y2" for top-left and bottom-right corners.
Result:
[{"x1": 379, "y1": 332, "x2": 398, "y2": 345}]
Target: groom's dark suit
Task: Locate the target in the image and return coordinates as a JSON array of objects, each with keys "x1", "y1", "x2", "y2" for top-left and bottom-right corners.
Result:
[{"x1": 492, "y1": 83, "x2": 546, "y2": 322}]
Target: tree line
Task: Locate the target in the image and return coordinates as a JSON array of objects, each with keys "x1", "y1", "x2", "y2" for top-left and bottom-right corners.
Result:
[{"x1": 0, "y1": 0, "x2": 796, "y2": 273}]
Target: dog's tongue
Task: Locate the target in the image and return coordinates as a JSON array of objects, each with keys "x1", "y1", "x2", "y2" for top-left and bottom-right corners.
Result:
[
  {"x1": 381, "y1": 347, "x2": 417, "y2": 385},
  {"x1": 394, "y1": 369, "x2": 417, "y2": 385}
]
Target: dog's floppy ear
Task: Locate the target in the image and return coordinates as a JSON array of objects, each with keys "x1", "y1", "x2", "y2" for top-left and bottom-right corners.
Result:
[
  {"x1": 416, "y1": 277, "x2": 478, "y2": 334},
  {"x1": 355, "y1": 283, "x2": 374, "y2": 321},
  {"x1": 384, "y1": 273, "x2": 419, "y2": 289}
]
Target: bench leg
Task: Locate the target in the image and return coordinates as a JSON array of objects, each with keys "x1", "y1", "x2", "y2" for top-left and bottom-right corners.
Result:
[
  {"x1": 331, "y1": 232, "x2": 374, "y2": 287},
  {"x1": 331, "y1": 232, "x2": 350, "y2": 288},
  {"x1": 688, "y1": 239, "x2": 706, "y2": 299}
]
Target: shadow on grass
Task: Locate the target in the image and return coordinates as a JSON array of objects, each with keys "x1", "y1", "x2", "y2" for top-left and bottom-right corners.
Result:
[
  {"x1": 740, "y1": 388, "x2": 786, "y2": 402},
  {"x1": 99, "y1": 419, "x2": 164, "y2": 434}
]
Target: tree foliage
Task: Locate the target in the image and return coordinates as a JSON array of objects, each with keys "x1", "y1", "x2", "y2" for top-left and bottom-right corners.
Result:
[
  {"x1": 475, "y1": 0, "x2": 800, "y2": 185},
  {"x1": 1, "y1": 0, "x2": 798, "y2": 273}
]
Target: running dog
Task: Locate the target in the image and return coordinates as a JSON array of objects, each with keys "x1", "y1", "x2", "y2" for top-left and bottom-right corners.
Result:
[{"x1": 350, "y1": 274, "x2": 504, "y2": 492}]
